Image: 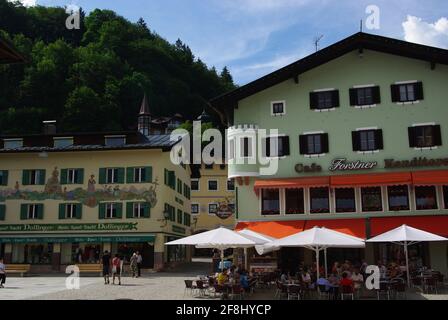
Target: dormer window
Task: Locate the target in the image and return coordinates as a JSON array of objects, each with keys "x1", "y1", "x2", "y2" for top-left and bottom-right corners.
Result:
[
  {"x1": 105, "y1": 135, "x2": 126, "y2": 147},
  {"x1": 3, "y1": 138, "x2": 23, "y2": 149},
  {"x1": 53, "y1": 137, "x2": 73, "y2": 148}
]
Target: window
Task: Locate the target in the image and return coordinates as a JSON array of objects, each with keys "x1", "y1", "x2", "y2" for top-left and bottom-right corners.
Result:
[
  {"x1": 105, "y1": 136, "x2": 126, "y2": 146},
  {"x1": 28, "y1": 204, "x2": 38, "y2": 219},
  {"x1": 352, "y1": 129, "x2": 383, "y2": 152},
  {"x1": 3, "y1": 139, "x2": 23, "y2": 149},
  {"x1": 335, "y1": 188, "x2": 356, "y2": 213},
  {"x1": 209, "y1": 203, "x2": 218, "y2": 214},
  {"x1": 299, "y1": 133, "x2": 329, "y2": 155},
  {"x1": 310, "y1": 187, "x2": 330, "y2": 214},
  {"x1": 105, "y1": 203, "x2": 120, "y2": 219},
  {"x1": 184, "y1": 213, "x2": 191, "y2": 227},
  {"x1": 310, "y1": 90, "x2": 339, "y2": 110},
  {"x1": 349, "y1": 86, "x2": 380, "y2": 106},
  {"x1": 191, "y1": 204, "x2": 199, "y2": 215},
  {"x1": 409, "y1": 125, "x2": 442, "y2": 148},
  {"x1": 208, "y1": 180, "x2": 218, "y2": 191},
  {"x1": 177, "y1": 209, "x2": 183, "y2": 224},
  {"x1": 262, "y1": 136, "x2": 290, "y2": 157},
  {"x1": 53, "y1": 137, "x2": 73, "y2": 148},
  {"x1": 164, "y1": 169, "x2": 176, "y2": 189},
  {"x1": 0, "y1": 170, "x2": 8, "y2": 186},
  {"x1": 191, "y1": 179, "x2": 199, "y2": 191},
  {"x1": 443, "y1": 186, "x2": 448, "y2": 209},
  {"x1": 271, "y1": 101, "x2": 286, "y2": 115},
  {"x1": 61, "y1": 203, "x2": 81, "y2": 219},
  {"x1": 61, "y1": 168, "x2": 84, "y2": 185},
  {"x1": 261, "y1": 189, "x2": 280, "y2": 215},
  {"x1": 23, "y1": 169, "x2": 45, "y2": 185},
  {"x1": 183, "y1": 183, "x2": 191, "y2": 200},
  {"x1": 0, "y1": 205, "x2": 5, "y2": 221},
  {"x1": 99, "y1": 168, "x2": 124, "y2": 184},
  {"x1": 130, "y1": 167, "x2": 152, "y2": 183},
  {"x1": 228, "y1": 138, "x2": 235, "y2": 161},
  {"x1": 133, "y1": 203, "x2": 145, "y2": 218},
  {"x1": 240, "y1": 137, "x2": 253, "y2": 158},
  {"x1": 415, "y1": 186, "x2": 438, "y2": 210},
  {"x1": 177, "y1": 178, "x2": 183, "y2": 194},
  {"x1": 387, "y1": 186, "x2": 409, "y2": 211},
  {"x1": 227, "y1": 179, "x2": 235, "y2": 191},
  {"x1": 285, "y1": 188, "x2": 304, "y2": 214},
  {"x1": 107, "y1": 168, "x2": 119, "y2": 184},
  {"x1": 21, "y1": 204, "x2": 43, "y2": 220},
  {"x1": 164, "y1": 203, "x2": 175, "y2": 221},
  {"x1": 391, "y1": 82, "x2": 423, "y2": 103},
  {"x1": 361, "y1": 187, "x2": 383, "y2": 212}
]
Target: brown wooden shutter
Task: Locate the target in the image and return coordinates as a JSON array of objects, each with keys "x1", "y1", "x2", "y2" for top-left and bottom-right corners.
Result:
[
  {"x1": 391, "y1": 84, "x2": 400, "y2": 102},
  {"x1": 349, "y1": 88, "x2": 358, "y2": 106},
  {"x1": 408, "y1": 127, "x2": 417, "y2": 148},
  {"x1": 352, "y1": 131, "x2": 361, "y2": 151},
  {"x1": 433, "y1": 125, "x2": 442, "y2": 146},
  {"x1": 299, "y1": 135, "x2": 308, "y2": 154}
]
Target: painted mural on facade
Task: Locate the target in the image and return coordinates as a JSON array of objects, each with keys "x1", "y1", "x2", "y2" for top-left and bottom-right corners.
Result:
[{"x1": 0, "y1": 167, "x2": 158, "y2": 208}]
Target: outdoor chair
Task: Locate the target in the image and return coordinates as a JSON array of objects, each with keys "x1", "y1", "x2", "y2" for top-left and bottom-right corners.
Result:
[
  {"x1": 287, "y1": 284, "x2": 301, "y2": 300},
  {"x1": 184, "y1": 280, "x2": 196, "y2": 296},
  {"x1": 424, "y1": 277, "x2": 438, "y2": 294},
  {"x1": 390, "y1": 279, "x2": 407, "y2": 299},
  {"x1": 275, "y1": 281, "x2": 288, "y2": 300},
  {"x1": 341, "y1": 285, "x2": 354, "y2": 300},
  {"x1": 195, "y1": 280, "x2": 208, "y2": 296},
  {"x1": 317, "y1": 285, "x2": 330, "y2": 300},
  {"x1": 231, "y1": 284, "x2": 244, "y2": 300},
  {"x1": 377, "y1": 282, "x2": 391, "y2": 300}
]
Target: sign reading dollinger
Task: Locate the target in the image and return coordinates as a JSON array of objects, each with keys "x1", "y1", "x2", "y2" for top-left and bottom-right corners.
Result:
[
  {"x1": 0, "y1": 222, "x2": 138, "y2": 232},
  {"x1": 329, "y1": 158, "x2": 378, "y2": 171}
]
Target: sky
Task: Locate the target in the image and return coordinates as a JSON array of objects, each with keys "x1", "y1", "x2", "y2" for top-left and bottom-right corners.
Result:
[{"x1": 12, "y1": 0, "x2": 448, "y2": 85}]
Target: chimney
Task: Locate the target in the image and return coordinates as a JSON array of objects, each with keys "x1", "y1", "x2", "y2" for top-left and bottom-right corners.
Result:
[{"x1": 43, "y1": 120, "x2": 57, "y2": 135}]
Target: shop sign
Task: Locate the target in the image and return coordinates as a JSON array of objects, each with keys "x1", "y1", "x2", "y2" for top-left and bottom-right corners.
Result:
[
  {"x1": 0, "y1": 222, "x2": 138, "y2": 233},
  {"x1": 0, "y1": 235, "x2": 155, "y2": 244},
  {"x1": 384, "y1": 157, "x2": 448, "y2": 169},
  {"x1": 295, "y1": 163, "x2": 322, "y2": 173},
  {"x1": 172, "y1": 225, "x2": 186, "y2": 234},
  {"x1": 329, "y1": 158, "x2": 378, "y2": 171},
  {"x1": 216, "y1": 197, "x2": 235, "y2": 220}
]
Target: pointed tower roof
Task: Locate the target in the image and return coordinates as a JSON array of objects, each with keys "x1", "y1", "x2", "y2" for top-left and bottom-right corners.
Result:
[
  {"x1": 197, "y1": 109, "x2": 211, "y2": 122},
  {"x1": 139, "y1": 93, "x2": 151, "y2": 115}
]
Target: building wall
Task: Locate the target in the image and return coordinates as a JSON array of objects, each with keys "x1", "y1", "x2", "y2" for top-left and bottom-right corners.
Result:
[{"x1": 229, "y1": 49, "x2": 448, "y2": 221}]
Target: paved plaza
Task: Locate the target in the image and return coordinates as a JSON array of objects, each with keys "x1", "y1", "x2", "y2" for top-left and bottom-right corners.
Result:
[{"x1": 1, "y1": 260, "x2": 447, "y2": 300}]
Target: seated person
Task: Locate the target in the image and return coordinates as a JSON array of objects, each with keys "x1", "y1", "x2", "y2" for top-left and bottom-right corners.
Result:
[
  {"x1": 316, "y1": 276, "x2": 331, "y2": 292},
  {"x1": 331, "y1": 262, "x2": 341, "y2": 275},
  {"x1": 340, "y1": 272, "x2": 354, "y2": 288},
  {"x1": 328, "y1": 272, "x2": 340, "y2": 286},
  {"x1": 350, "y1": 268, "x2": 364, "y2": 290},
  {"x1": 301, "y1": 268, "x2": 312, "y2": 286},
  {"x1": 217, "y1": 268, "x2": 228, "y2": 286},
  {"x1": 239, "y1": 270, "x2": 250, "y2": 292},
  {"x1": 280, "y1": 270, "x2": 289, "y2": 284}
]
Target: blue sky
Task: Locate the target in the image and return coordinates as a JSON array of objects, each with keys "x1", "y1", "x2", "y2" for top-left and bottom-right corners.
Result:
[{"x1": 21, "y1": 0, "x2": 448, "y2": 85}]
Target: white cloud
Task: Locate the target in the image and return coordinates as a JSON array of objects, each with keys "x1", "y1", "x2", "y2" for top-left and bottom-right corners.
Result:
[
  {"x1": 403, "y1": 15, "x2": 448, "y2": 48},
  {"x1": 8, "y1": 0, "x2": 37, "y2": 6}
]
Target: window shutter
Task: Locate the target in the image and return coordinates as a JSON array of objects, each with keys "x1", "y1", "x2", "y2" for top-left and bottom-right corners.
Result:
[
  {"x1": 144, "y1": 166, "x2": 153, "y2": 183},
  {"x1": 99, "y1": 168, "x2": 106, "y2": 184},
  {"x1": 331, "y1": 90, "x2": 340, "y2": 108},
  {"x1": 299, "y1": 135, "x2": 308, "y2": 155},
  {"x1": 22, "y1": 170, "x2": 30, "y2": 185},
  {"x1": 143, "y1": 202, "x2": 150, "y2": 218},
  {"x1": 408, "y1": 127, "x2": 417, "y2": 148},
  {"x1": 433, "y1": 125, "x2": 442, "y2": 146},
  {"x1": 321, "y1": 134, "x2": 329, "y2": 153},
  {"x1": 76, "y1": 204, "x2": 82, "y2": 219},
  {"x1": 77, "y1": 169, "x2": 84, "y2": 184},
  {"x1": 117, "y1": 168, "x2": 125, "y2": 184},
  {"x1": 0, "y1": 205, "x2": 5, "y2": 220},
  {"x1": 126, "y1": 202, "x2": 134, "y2": 218},
  {"x1": 20, "y1": 204, "x2": 27, "y2": 220},
  {"x1": 60, "y1": 169, "x2": 68, "y2": 185},
  {"x1": 372, "y1": 86, "x2": 381, "y2": 104},
  {"x1": 169, "y1": 171, "x2": 176, "y2": 189},
  {"x1": 375, "y1": 129, "x2": 384, "y2": 150},
  {"x1": 126, "y1": 167, "x2": 134, "y2": 183},
  {"x1": 262, "y1": 138, "x2": 270, "y2": 157},
  {"x1": 0, "y1": 170, "x2": 8, "y2": 186},
  {"x1": 164, "y1": 169, "x2": 169, "y2": 185},
  {"x1": 38, "y1": 170, "x2": 46, "y2": 185},
  {"x1": 281, "y1": 136, "x2": 290, "y2": 156},
  {"x1": 352, "y1": 131, "x2": 361, "y2": 151},
  {"x1": 415, "y1": 82, "x2": 424, "y2": 100},
  {"x1": 37, "y1": 204, "x2": 44, "y2": 219},
  {"x1": 99, "y1": 203, "x2": 106, "y2": 219},
  {"x1": 115, "y1": 203, "x2": 123, "y2": 219},
  {"x1": 349, "y1": 88, "x2": 358, "y2": 106},
  {"x1": 58, "y1": 203, "x2": 65, "y2": 220},
  {"x1": 309, "y1": 92, "x2": 318, "y2": 109},
  {"x1": 391, "y1": 84, "x2": 400, "y2": 102}
]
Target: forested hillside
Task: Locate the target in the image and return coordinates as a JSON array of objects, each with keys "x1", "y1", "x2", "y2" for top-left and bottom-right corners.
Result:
[{"x1": 0, "y1": 0, "x2": 235, "y2": 133}]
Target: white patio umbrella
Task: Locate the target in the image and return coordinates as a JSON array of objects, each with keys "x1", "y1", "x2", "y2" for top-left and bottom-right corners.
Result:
[
  {"x1": 265, "y1": 227, "x2": 365, "y2": 280},
  {"x1": 237, "y1": 229, "x2": 276, "y2": 269},
  {"x1": 165, "y1": 227, "x2": 257, "y2": 271},
  {"x1": 367, "y1": 224, "x2": 448, "y2": 287}
]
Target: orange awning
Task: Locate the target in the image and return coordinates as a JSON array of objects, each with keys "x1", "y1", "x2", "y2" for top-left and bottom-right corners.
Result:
[
  {"x1": 254, "y1": 176, "x2": 329, "y2": 191},
  {"x1": 303, "y1": 219, "x2": 366, "y2": 238},
  {"x1": 370, "y1": 216, "x2": 448, "y2": 237},
  {"x1": 235, "y1": 220, "x2": 305, "y2": 238},
  {"x1": 412, "y1": 170, "x2": 448, "y2": 186},
  {"x1": 330, "y1": 172, "x2": 412, "y2": 187}
]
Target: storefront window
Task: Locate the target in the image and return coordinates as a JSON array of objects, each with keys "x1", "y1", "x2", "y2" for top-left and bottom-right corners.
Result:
[
  {"x1": 285, "y1": 188, "x2": 304, "y2": 214},
  {"x1": 116, "y1": 243, "x2": 154, "y2": 267},
  {"x1": 310, "y1": 187, "x2": 330, "y2": 214},
  {"x1": 335, "y1": 188, "x2": 356, "y2": 213},
  {"x1": 415, "y1": 186, "x2": 438, "y2": 210},
  {"x1": 361, "y1": 187, "x2": 383, "y2": 212},
  {"x1": 73, "y1": 244, "x2": 101, "y2": 264},
  {"x1": 387, "y1": 185, "x2": 409, "y2": 211},
  {"x1": 23, "y1": 244, "x2": 53, "y2": 264},
  {"x1": 261, "y1": 189, "x2": 280, "y2": 215}
]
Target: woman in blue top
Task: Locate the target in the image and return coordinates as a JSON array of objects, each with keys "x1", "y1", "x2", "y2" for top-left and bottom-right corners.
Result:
[{"x1": 239, "y1": 270, "x2": 250, "y2": 293}]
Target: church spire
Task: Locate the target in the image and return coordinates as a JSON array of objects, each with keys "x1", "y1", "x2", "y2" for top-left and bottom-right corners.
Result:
[
  {"x1": 139, "y1": 93, "x2": 151, "y2": 115},
  {"x1": 138, "y1": 93, "x2": 151, "y2": 135}
]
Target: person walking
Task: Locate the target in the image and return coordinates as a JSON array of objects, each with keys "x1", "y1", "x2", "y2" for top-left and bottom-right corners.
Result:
[
  {"x1": 130, "y1": 252, "x2": 138, "y2": 278},
  {"x1": 101, "y1": 251, "x2": 111, "y2": 285},
  {"x1": 136, "y1": 251, "x2": 143, "y2": 277},
  {"x1": 0, "y1": 258, "x2": 6, "y2": 288},
  {"x1": 112, "y1": 254, "x2": 122, "y2": 285}
]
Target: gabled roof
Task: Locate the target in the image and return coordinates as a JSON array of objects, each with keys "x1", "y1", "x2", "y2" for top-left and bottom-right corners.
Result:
[
  {"x1": 0, "y1": 37, "x2": 25, "y2": 64},
  {"x1": 210, "y1": 32, "x2": 448, "y2": 108}
]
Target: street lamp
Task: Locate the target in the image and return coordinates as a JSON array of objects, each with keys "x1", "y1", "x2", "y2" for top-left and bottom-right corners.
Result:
[{"x1": 158, "y1": 210, "x2": 171, "y2": 227}]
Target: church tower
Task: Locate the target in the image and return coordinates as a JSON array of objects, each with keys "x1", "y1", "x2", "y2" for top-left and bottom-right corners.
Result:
[{"x1": 138, "y1": 93, "x2": 151, "y2": 136}]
